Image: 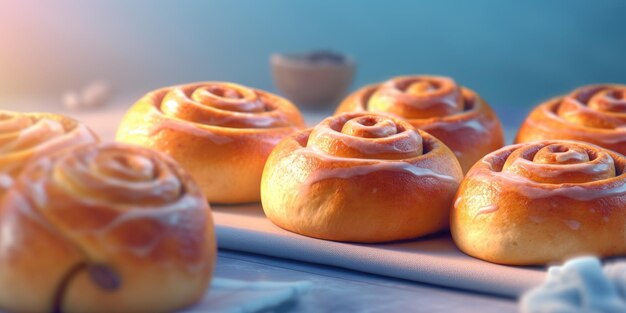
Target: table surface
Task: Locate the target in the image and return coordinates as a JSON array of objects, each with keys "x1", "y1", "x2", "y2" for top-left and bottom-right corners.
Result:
[
  {"x1": 1, "y1": 94, "x2": 526, "y2": 312},
  {"x1": 216, "y1": 250, "x2": 517, "y2": 312}
]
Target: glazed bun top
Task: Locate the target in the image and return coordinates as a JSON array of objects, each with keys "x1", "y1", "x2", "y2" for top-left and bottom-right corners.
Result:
[
  {"x1": 551, "y1": 84, "x2": 626, "y2": 129},
  {"x1": 339, "y1": 76, "x2": 490, "y2": 121},
  {"x1": 364, "y1": 76, "x2": 467, "y2": 119},
  {"x1": 515, "y1": 84, "x2": 626, "y2": 154},
  {"x1": 0, "y1": 111, "x2": 98, "y2": 194},
  {"x1": 151, "y1": 82, "x2": 305, "y2": 129},
  {"x1": 307, "y1": 113, "x2": 426, "y2": 161},
  {"x1": 336, "y1": 75, "x2": 504, "y2": 172}
]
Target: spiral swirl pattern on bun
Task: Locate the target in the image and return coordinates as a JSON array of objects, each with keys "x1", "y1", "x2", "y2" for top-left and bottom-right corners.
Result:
[
  {"x1": 336, "y1": 76, "x2": 505, "y2": 172},
  {"x1": 0, "y1": 143, "x2": 215, "y2": 313},
  {"x1": 261, "y1": 112, "x2": 463, "y2": 242},
  {"x1": 116, "y1": 82, "x2": 305, "y2": 203},
  {"x1": 516, "y1": 84, "x2": 626, "y2": 155},
  {"x1": 0, "y1": 111, "x2": 98, "y2": 197},
  {"x1": 451, "y1": 140, "x2": 626, "y2": 265}
]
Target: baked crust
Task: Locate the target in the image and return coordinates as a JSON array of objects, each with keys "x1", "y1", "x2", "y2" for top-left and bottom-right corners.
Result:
[
  {"x1": 451, "y1": 140, "x2": 626, "y2": 265},
  {"x1": 262, "y1": 112, "x2": 463, "y2": 242},
  {"x1": 336, "y1": 76, "x2": 504, "y2": 172},
  {"x1": 116, "y1": 82, "x2": 305, "y2": 203}
]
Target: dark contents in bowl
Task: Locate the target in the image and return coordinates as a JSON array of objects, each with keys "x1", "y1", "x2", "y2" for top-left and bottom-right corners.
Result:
[{"x1": 285, "y1": 50, "x2": 347, "y2": 64}]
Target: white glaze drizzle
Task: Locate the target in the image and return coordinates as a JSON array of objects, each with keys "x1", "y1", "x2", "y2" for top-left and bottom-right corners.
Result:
[
  {"x1": 100, "y1": 195, "x2": 202, "y2": 233},
  {"x1": 162, "y1": 98, "x2": 286, "y2": 128},
  {"x1": 482, "y1": 170, "x2": 626, "y2": 201},
  {"x1": 296, "y1": 147, "x2": 457, "y2": 185},
  {"x1": 31, "y1": 123, "x2": 95, "y2": 157},
  {"x1": 303, "y1": 162, "x2": 455, "y2": 186},
  {"x1": 529, "y1": 215, "x2": 546, "y2": 223},
  {"x1": 377, "y1": 76, "x2": 462, "y2": 111},
  {"x1": 139, "y1": 107, "x2": 297, "y2": 146},
  {"x1": 555, "y1": 150, "x2": 588, "y2": 163},
  {"x1": 94, "y1": 195, "x2": 206, "y2": 261},
  {"x1": 0, "y1": 192, "x2": 56, "y2": 257},
  {"x1": 593, "y1": 133, "x2": 626, "y2": 144},
  {"x1": 507, "y1": 156, "x2": 613, "y2": 178},
  {"x1": 311, "y1": 126, "x2": 420, "y2": 155},
  {"x1": 375, "y1": 91, "x2": 457, "y2": 110},
  {"x1": 475, "y1": 205, "x2": 498, "y2": 217},
  {"x1": 453, "y1": 196, "x2": 463, "y2": 209},
  {"x1": 564, "y1": 219, "x2": 581, "y2": 230},
  {"x1": 0, "y1": 118, "x2": 63, "y2": 154},
  {"x1": 529, "y1": 112, "x2": 626, "y2": 145},
  {"x1": 3, "y1": 181, "x2": 61, "y2": 239},
  {"x1": 346, "y1": 120, "x2": 394, "y2": 137},
  {"x1": 15, "y1": 118, "x2": 64, "y2": 146},
  {"x1": 424, "y1": 119, "x2": 488, "y2": 134},
  {"x1": 145, "y1": 118, "x2": 233, "y2": 145},
  {"x1": 28, "y1": 158, "x2": 52, "y2": 208},
  {"x1": 0, "y1": 174, "x2": 12, "y2": 190}
]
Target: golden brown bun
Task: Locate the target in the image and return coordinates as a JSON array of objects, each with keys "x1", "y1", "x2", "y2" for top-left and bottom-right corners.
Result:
[
  {"x1": 516, "y1": 84, "x2": 626, "y2": 155},
  {"x1": 0, "y1": 111, "x2": 99, "y2": 198},
  {"x1": 0, "y1": 143, "x2": 216, "y2": 313},
  {"x1": 336, "y1": 75, "x2": 504, "y2": 172},
  {"x1": 451, "y1": 140, "x2": 626, "y2": 265},
  {"x1": 116, "y1": 82, "x2": 306, "y2": 204},
  {"x1": 261, "y1": 112, "x2": 463, "y2": 243}
]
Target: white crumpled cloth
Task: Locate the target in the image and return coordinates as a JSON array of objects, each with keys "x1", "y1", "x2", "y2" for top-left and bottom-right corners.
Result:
[{"x1": 521, "y1": 257, "x2": 626, "y2": 313}]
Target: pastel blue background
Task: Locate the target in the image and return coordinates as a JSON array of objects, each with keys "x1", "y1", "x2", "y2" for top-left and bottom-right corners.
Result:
[{"x1": 1, "y1": 0, "x2": 625, "y2": 120}]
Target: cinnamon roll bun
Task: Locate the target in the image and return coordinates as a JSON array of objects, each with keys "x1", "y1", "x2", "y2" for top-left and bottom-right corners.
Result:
[
  {"x1": 116, "y1": 82, "x2": 305, "y2": 203},
  {"x1": 516, "y1": 84, "x2": 626, "y2": 155},
  {"x1": 0, "y1": 111, "x2": 98, "y2": 198},
  {"x1": 451, "y1": 140, "x2": 626, "y2": 265},
  {"x1": 261, "y1": 112, "x2": 463, "y2": 242},
  {"x1": 336, "y1": 75, "x2": 505, "y2": 172},
  {"x1": 0, "y1": 143, "x2": 215, "y2": 313}
]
